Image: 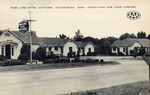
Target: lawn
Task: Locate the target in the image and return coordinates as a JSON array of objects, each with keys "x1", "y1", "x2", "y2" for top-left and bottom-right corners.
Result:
[
  {"x1": 0, "y1": 61, "x2": 119, "y2": 72},
  {"x1": 62, "y1": 81, "x2": 149, "y2": 95}
]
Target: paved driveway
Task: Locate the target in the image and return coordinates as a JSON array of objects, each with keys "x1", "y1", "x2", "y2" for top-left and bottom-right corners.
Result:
[{"x1": 0, "y1": 57, "x2": 148, "y2": 95}]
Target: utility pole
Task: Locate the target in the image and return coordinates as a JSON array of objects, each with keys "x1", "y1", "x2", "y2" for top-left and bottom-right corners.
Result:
[{"x1": 28, "y1": 11, "x2": 36, "y2": 65}]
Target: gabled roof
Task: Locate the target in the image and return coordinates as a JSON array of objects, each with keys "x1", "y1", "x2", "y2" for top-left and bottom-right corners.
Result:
[
  {"x1": 76, "y1": 41, "x2": 89, "y2": 48},
  {"x1": 11, "y1": 31, "x2": 40, "y2": 44},
  {"x1": 0, "y1": 30, "x2": 4, "y2": 35},
  {"x1": 76, "y1": 41, "x2": 96, "y2": 48},
  {"x1": 39, "y1": 37, "x2": 69, "y2": 46},
  {"x1": 0, "y1": 30, "x2": 40, "y2": 44},
  {"x1": 111, "y1": 38, "x2": 150, "y2": 47},
  {"x1": 0, "y1": 29, "x2": 96, "y2": 48}
]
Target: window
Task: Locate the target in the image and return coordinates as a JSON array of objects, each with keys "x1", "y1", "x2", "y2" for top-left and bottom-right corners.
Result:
[
  {"x1": 113, "y1": 47, "x2": 116, "y2": 51},
  {"x1": 123, "y1": 48, "x2": 126, "y2": 52},
  {"x1": 117, "y1": 48, "x2": 120, "y2": 52},
  {"x1": 69, "y1": 47, "x2": 72, "y2": 52},
  {"x1": 1, "y1": 45, "x2": 4, "y2": 55},
  {"x1": 78, "y1": 48, "x2": 80, "y2": 52},
  {"x1": 61, "y1": 47, "x2": 63, "y2": 53},
  {"x1": 55, "y1": 47, "x2": 58, "y2": 51},
  {"x1": 11, "y1": 45, "x2": 14, "y2": 56},
  {"x1": 5, "y1": 33, "x2": 10, "y2": 36},
  {"x1": 49, "y1": 47, "x2": 51, "y2": 51},
  {"x1": 88, "y1": 48, "x2": 91, "y2": 53}
]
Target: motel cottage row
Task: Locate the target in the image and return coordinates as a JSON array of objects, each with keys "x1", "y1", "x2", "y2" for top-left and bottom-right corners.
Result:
[
  {"x1": 111, "y1": 38, "x2": 150, "y2": 55},
  {"x1": 0, "y1": 30, "x2": 95, "y2": 59}
]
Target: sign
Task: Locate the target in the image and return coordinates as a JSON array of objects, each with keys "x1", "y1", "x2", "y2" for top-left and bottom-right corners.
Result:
[
  {"x1": 18, "y1": 20, "x2": 29, "y2": 33},
  {"x1": 143, "y1": 51, "x2": 150, "y2": 66}
]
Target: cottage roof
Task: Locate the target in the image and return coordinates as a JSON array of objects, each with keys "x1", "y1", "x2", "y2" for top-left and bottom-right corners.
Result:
[
  {"x1": 76, "y1": 41, "x2": 89, "y2": 48},
  {"x1": 39, "y1": 37, "x2": 69, "y2": 46},
  {"x1": 0, "y1": 30, "x2": 95, "y2": 47},
  {"x1": 111, "y1": 38, "x2": 150, "y2": 47},
  {"x1": 11, "y1": 31, "x2": 40, "y2": 44}
]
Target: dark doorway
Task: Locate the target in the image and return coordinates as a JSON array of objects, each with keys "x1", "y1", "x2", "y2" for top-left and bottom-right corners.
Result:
[
  {"x1": 88, "y1": 48, "x2": 91, "y2": 53},
  {"x1": 5, "y1": 45, "x2": 11, "y2": 59}
]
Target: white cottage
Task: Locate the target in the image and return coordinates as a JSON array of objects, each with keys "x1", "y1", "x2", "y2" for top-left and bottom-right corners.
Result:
[
  {"x1": 0, "y1": 30, "x2": 96, "y2": 59},
  {"x1": 111, "y1": 38, "x2": 150, "y2": 55}
]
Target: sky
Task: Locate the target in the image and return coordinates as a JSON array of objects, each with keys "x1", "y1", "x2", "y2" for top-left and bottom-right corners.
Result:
[{"x1": 0, "y1": 0, "x2": 150, "y2": 39}]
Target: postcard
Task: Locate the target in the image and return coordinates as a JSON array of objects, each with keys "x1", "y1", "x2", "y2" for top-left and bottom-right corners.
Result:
[{"x1": 0, "y1": 0, "x2": 150, "y2": 95}]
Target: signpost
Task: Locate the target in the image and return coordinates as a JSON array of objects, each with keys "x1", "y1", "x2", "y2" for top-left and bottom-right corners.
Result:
[
  {"x1": 18, "y1": 11, "x2": 36, "y2": 65},
  {"x1": 142, "y1": 51, "x2": 150, "y2": 92}
]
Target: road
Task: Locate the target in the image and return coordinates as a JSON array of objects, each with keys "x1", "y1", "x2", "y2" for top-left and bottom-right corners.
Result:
[{"x1": 0, "y1": 57, "x2": 149, "y2": 95}]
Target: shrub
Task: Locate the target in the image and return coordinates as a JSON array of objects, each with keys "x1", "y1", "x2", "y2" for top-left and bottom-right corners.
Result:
[
  {"x1": 111, "y1": 53, "x2": 117, "y2": 56},
  {"x1": 67, "y1": 51, "x2": 76, "y2": 58},
  {"x1": 43, "y1": 59, "x2": 53, "y2": 64},
  {"x1": 18, "y1": 53, "x2": 29, "y2": 61},
  {"x1": 93, "y1": 59, "x2": 99, "y2": 62},
  {"x1": 100, "y1": 59, "x2": 104, "y2": 62},
  {"x1": 85, "y1": 58, "x2": 94, "y2": 63},
  {"x1": 87, "y1": 52, "x2": 97, "y2": 56},
  {"x1": 0, "y1": 55, "x2": 6, "y2": 61},
  {"x1": 1, "y1": 60, "x2": 26, "y2": 66},
  {"x1": 130, "y1": 50, "x2": 138, "y2": 58},
  {"x1": 74, "y1": 57, "x2": 81, "y2": 62},
  {"x1": 45, "y1": 54, "x2": 55, "y2": 60},
  {"x1": 36, "y1": 47, "x2": 46, "y2": 61}
]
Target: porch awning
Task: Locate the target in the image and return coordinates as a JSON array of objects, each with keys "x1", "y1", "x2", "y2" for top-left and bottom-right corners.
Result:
[{"x1": 0, "y1": 41, "x2": 18, "y2": 45}]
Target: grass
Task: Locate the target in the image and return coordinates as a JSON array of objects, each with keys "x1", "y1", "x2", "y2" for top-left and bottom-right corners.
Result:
[
  {"x1": 0, "y1": 61, "x2": 119, "y2": 72},
  {"x1": 62, "y1": 81, "x2": 149, "y2": 95}
]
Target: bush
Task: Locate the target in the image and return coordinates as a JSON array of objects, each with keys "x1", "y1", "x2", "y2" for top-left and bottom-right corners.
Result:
[
  {"x1": 43, "y1": 59, "x2": 54, "y2": 64},
  {"x1": 85, "y1": 58, "x2": 94, "y2": 63},
  {"x1": 67, "y1": 51, "x2": 76, "y2": 58},
  {"x1": 74, "y1": 57, "x2": 81, "y2": 62},
  {"x1": 87, "y1": 52, "x2": 97, "y2": 56},
  {"x1": 111, "y1": 53, "x2": 117, "y2": 56},
  {"x1": 100, "y1": 59, "x2": 104, "y2": 62},
  {"x1": 36, "y1": 47, "x2": 46, "y2": 61},
  {"x1": 93, "y1": 59, "x2": 99, "y2": 62},
  {"x1": 18, "y1": 53, "x2": 29, "y2": 62},
  {"x1": 0, "y1": 55, "x2": 6, "y2": 61},
  {"x1": 130, "y1": 50, "x2": 138, "y2": 58},
  {"x1": 45, "y1": 54, "x2": 55, "y2": 60},
  {"x1": 1, "y1": 60, "x2": 26, "y2": 66}
]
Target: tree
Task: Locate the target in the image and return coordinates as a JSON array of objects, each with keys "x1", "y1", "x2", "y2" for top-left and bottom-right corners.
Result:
[
  {"x1": 59, "y1": 34, "x2": 69, "y2": 39},
  {"x1": 147, "y1": 34, "x2": 150, "y2": 40},
  {"x1": 20, "y1": 44, "x2": 30, "y2": 55},
  {"x1": 119, "y1": 33, "x2": 136, "y2": 40},
  {"x1": 137, "y1": 31, "x2": 146, "y2": 38},
  {"x1": 73, "y1": 30, "x2": 84, "y2": 41},
  {"x1": 18, "y1": 53, "x2": 30, "y2": 61},
  {"x1": 36, "y1": 47, "x2": 46, "y2": 61},
  {"x1": 18, "y1": 44, "x2": 30, "y2": 61}
]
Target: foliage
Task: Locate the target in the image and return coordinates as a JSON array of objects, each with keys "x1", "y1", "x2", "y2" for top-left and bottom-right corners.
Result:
[
  {"x1": 87, "y1": 52, "x2": 97, "y2": 56},
  {"x1": 67, "y1": 51, "x2": 76, "y2": 58},
  {"x1": 119, "y1": 33, "x2": 136, "y2": 40},
  {"x1": 59, "y1": 34, "x2": 69, "y2": 39},
  {"x1": 147, "y1": 34, "x2": 150, "y2": 40},
  {"x1": 20, "y1": 44, "x2": 30, "y2": 55},
  {"x1": 18, "y1": 44, "x2": 30, "y2": 61},
  {"x1": 0, "y1": 60, "x2": 26, "y2": 66},
  {"x1": 137, "y1": 31, "x2": 146, "y2": 38},
  {"x1": 36, "y1": 47, "x2": 46, "y2": 61},
  {"x1": 18, "y1": 53, "x2": 30, "y2": 61},
  {"x1": 0, "y1": 55, "x2": 6, "y2": 61},
  {"x1": 73, "y1": 30, "x2": 84, "y2": 41}
]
